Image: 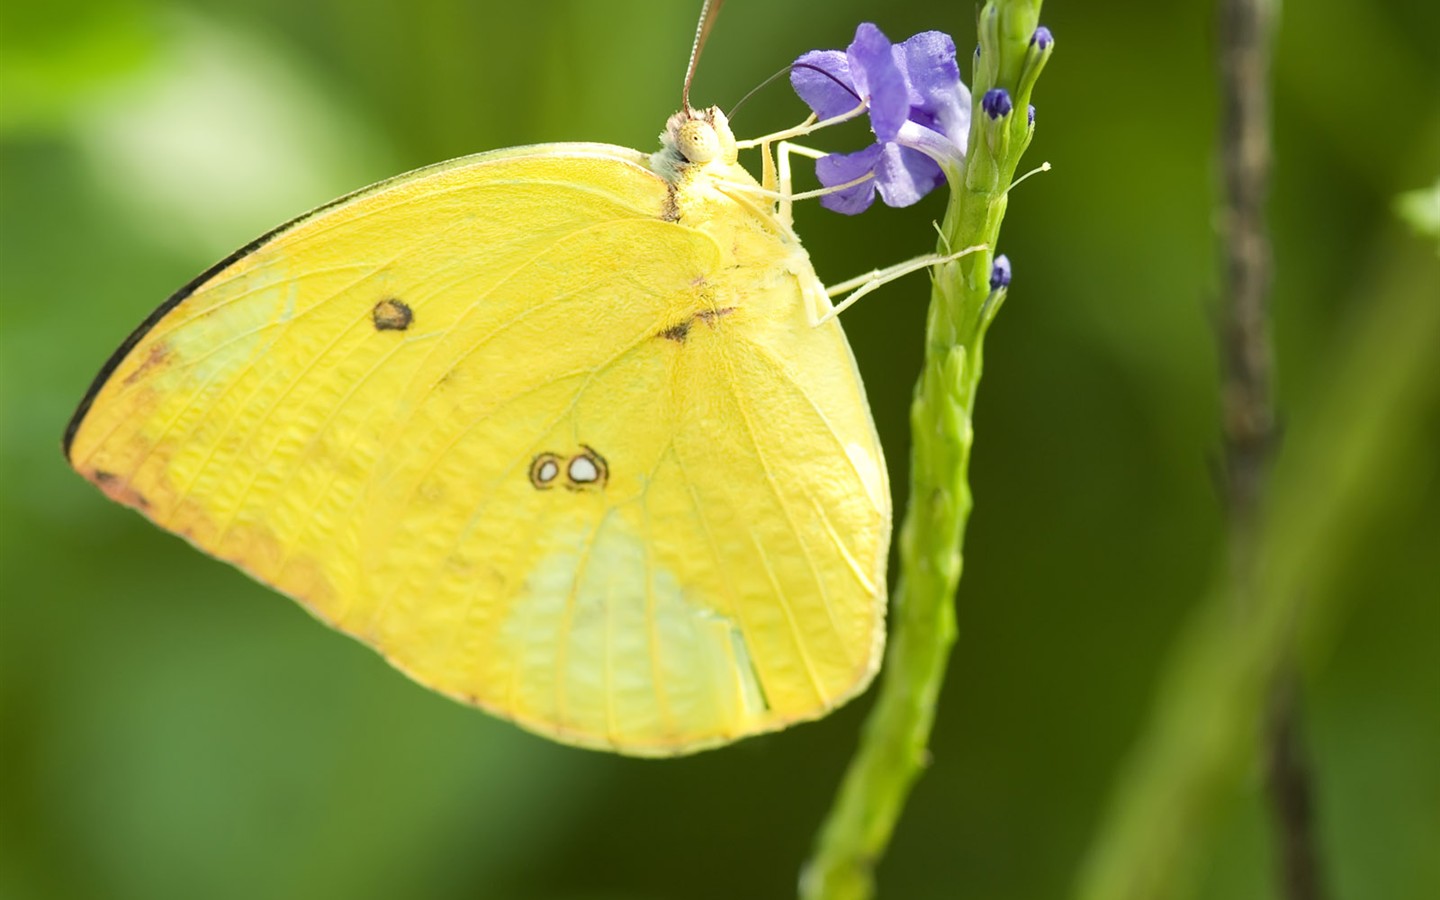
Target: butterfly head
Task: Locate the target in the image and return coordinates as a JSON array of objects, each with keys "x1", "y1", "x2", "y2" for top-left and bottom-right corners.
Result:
[{"x1": 655, "y1": 106, "x2": 738, "y2": 180}]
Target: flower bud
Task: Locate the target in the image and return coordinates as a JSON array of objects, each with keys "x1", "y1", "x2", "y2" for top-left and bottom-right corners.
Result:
[
  {"x1": 1016, "y1": 25, "x2": 1054, "y2": 109},
  {"x1": 982, "y1": 88, "x2": 1013, "y2": 120},
  {"x1": 990, "y1": 254, "x2": 1012, "y2": 289}
]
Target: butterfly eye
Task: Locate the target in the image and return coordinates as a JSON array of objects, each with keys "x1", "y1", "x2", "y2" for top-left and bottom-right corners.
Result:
[
  {"x1": 676, "y1": 118, "x2": 721, "y2": 164},
  {"x1": 528, "y1": 453, "x2": 563, "y2": 489}
]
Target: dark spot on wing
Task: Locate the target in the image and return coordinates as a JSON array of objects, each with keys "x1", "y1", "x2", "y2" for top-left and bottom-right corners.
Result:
[
  {"x1": 372, "y1": 298, "x2": 413, "y2": 331},
  {"x1": 657, "y1": 306, "x2": 737, "y2": 343},
  {"x1": 92, "y1": 469, "x2": 150, "y2": 509},
  {"x1": 122, "y1": 343, "x2": 172, "y2": 387},
  {"x1": 656, "y1": 304, "x2": 737, "y2": 344}
]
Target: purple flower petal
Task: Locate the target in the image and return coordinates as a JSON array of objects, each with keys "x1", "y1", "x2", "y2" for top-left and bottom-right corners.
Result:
[
  {"x1": 894, "y1": 120, "x2": 964, "y2": 174},
  {"x1": 894, "y1": 31, "x2": 970, "y2": 142},
  {"x1": 789, "y1": 25, "x2": 973, "y2": 216},
  {"x1": 790, "y1": 50, "x2": 858, "y2": 121},
  {"x1": 874, "y1": 144, "x2": 944, "y2": 208},
  {"x1": 846, "y1": 23, "x2": 908, "y2": 142},
  {"x1": 816, "y1": 144, "x2": 884, "y2": 214}
]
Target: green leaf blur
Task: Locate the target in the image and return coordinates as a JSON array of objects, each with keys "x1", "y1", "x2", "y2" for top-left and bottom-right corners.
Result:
[{"x1": 2, "y1": 2, "x2": 1436, "y2": 899}]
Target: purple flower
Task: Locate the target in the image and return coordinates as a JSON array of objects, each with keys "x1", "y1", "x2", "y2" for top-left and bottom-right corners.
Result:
[
  {"x1": 990, "y1": 254, "x2": 1012, "y2": 289},
  {"x1": 791, "y1": 23, "x2": 970, "y2": 214},
  {"x1": 1031, "y1": 27, "x2": 1054, "y2": 50}
]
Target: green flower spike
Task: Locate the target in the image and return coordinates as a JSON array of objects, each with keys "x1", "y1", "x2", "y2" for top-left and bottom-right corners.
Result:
[{"x1": 799, "y1": 3, "x2": 1053, "y2": 899}]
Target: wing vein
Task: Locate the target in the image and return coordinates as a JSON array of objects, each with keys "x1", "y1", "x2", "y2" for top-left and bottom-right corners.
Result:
[
  {"x1": 743, "y1": 340, "x2": 884, "y2": 516},
  {"x1": 718, "y1": 345, "x2": 854, "y2": 676}
]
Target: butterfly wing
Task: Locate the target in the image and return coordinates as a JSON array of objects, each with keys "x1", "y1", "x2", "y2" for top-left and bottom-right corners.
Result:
[{"x1": 65, "y1": 143, "x2": 889, "y2": 755}]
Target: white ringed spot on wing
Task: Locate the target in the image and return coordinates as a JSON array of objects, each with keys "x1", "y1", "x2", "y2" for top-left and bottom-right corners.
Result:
[
  {"x1": 530, "y1": 446, "x2": 609, "y2": 492},
  {"x1": 529, "y1": 453, "x2": 563, "y2": 490},
  {"x1": 566, "y1": 445, "x2": 608, "y2": 490}
]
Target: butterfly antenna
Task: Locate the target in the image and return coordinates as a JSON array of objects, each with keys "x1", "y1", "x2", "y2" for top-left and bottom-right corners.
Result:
[
  {"x1": 682, "y1": 0, "x2": 725, "y2": 112},
  {"x1": 791, "y1": 62, "x2": 862, "y2": 102},
  {"x1": 728, "y1": 64, "x2": 793, "y2": 121},
  {"x1": 727, "y1": 61, "x2": 860, "y2": 121}
]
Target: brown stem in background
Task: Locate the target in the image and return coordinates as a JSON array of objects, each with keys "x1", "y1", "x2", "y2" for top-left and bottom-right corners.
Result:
[
  {"x1": 1218, "y1": 0, "x2": 1274, "y2": 511},
  {"x1": 1265, "y1": 671, "x2": 1327, "y2": 900},
  {"x1": 1217, "y1": 1, "x2": 1326, "y2": 898}
]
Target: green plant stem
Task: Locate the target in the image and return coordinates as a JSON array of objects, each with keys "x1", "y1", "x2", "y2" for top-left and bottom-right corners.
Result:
[{"x1": 800, "y1": 4, "x2": 1044, "y2": 898}]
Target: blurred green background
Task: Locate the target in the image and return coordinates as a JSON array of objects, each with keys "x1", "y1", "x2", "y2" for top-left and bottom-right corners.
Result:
[{"x1": 2, "y1": 1, "x2": 1436, "y2": 898}]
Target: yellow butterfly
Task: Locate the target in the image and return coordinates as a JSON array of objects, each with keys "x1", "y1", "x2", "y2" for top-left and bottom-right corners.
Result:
[{"x1": 64, "y1": 5, "x2": 892, "y2": 756}]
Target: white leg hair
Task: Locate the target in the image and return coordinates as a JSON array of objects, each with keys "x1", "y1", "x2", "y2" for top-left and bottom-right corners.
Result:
[{"x1": 814, "y1": 244, "x2": 988, "y2": 326}]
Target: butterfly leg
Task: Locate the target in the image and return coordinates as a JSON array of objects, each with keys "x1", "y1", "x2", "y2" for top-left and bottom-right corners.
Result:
[
  {"x1": 760, "y1": 138, "x2": 778, "y2": 200},
  {"x1": 814, "y1": 244, "x2": 988, "y2": 326},
  {"x1": 775, "y1": 140, "x2": 829, "y2": 229},
  {"x1": 762, "y1": 139, "x2": 819, "y2": 227}
]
